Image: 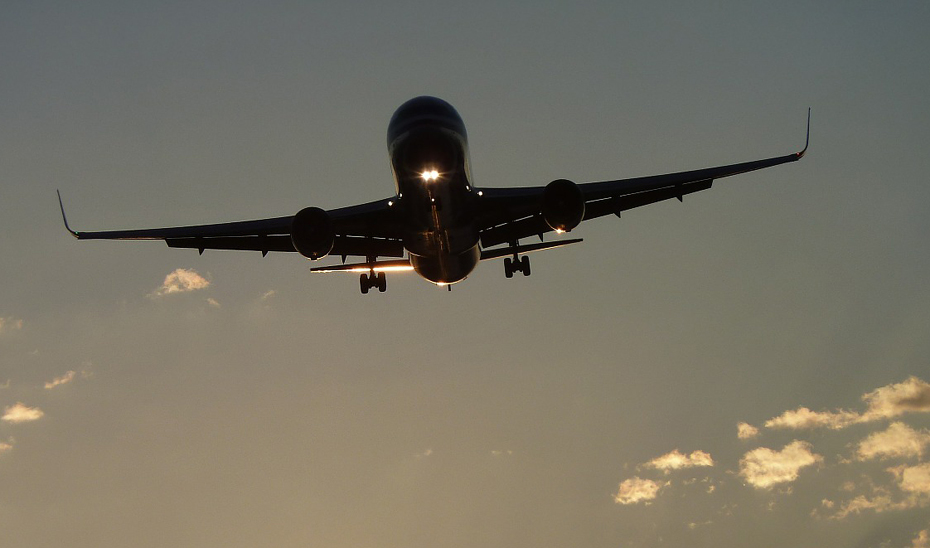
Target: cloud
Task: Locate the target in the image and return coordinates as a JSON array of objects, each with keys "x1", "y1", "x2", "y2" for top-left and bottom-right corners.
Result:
[
  {"x1": 614, "y1": 477, "x2": 667, "y2": 505},
  {"x1": 739, "y1": 440, "x2": 823, "y2": 489},
  {"x1": 260, "y1": 290, "x2": 276, "y2": 301},
  {"x1": 206, "y1": 298, "x2": 221, "y2": 308},
  {"x1": 44, "y1": 370, "x2": 77, "y2": 390},
  {"x1": 829, "y1": 465, "x2": 930, "y2": 519},
  {"x1": 2, "y1": 403, "x2": 45, "y2": 423},
  {"x1": 891, "y1": 463, "x2": 930, "y2": 495},
  {"x1": 738, "y1": 422, "x2": 760, "y2": 440},
  {"x1": 0, "y1": 317, "x2": 23, "y2": 334},
  {"x1": 414, "y1": 449, "x2": 432, "y2": 459},
  {"x1": 0, "y1": 440, "x2": 12, "y2": 456},
  {"x1": 912, "y1": 528, "x2": 929, "y2": 548},
  {"x1": 861, "y1": 377, "x2": 930, "y2": 421},
  {"x1": 150, "y1": 268, "x2": 211, "y2": 297},
  {"x1": 857, "y1": 422, "x2": 930, "y2": 461},
  {"x1": 765, "y1": 407, "x2": 859, "y2": 430},
  {"x1": 830, "y1": 490, "x2": 915, "y2": 519},
  {"x1": 764, "y1": 377, "x2": 930, "y2": 431},
  {"x1": 643, "y1": 449, "x2": 714, "y2": 473}
]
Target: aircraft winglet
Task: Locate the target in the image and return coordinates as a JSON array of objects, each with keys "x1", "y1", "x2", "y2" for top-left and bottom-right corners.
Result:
[
  {"x1": 797, "y1": 108, "x2": 811, "y2": 159},
  {"x1": 57, "y1": 190, "x2": 79, "y2": 238}
]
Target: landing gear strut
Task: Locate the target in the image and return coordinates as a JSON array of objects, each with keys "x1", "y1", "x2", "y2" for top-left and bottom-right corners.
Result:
[
  {"x1": 359, "y1": 271, "x2": 387, "y2": 294},
  {"x1": 503, "y1": 255, "x2": 531, "y2": 278}
]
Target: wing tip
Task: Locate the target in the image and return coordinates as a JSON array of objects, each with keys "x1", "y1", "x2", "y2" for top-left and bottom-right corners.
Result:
[
  {"x1": 57, "y1": 190, "x2": 80, "y2": 238},
  {"x1": 796, "y1": 107, "x2": 811, "y2": 159}
]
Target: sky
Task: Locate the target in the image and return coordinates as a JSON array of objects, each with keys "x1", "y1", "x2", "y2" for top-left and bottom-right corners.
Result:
[{"x1": 2, "y1": 2, "x2": 930, "y2": 547}]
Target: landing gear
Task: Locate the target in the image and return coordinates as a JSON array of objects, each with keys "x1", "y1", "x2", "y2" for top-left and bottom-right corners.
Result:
[
  {"x1": 359, "y1": 271, "x2": 387, "y2": 294},
  {"x1": 503, "y1": 255, "x2": 531, "y2": 278}
]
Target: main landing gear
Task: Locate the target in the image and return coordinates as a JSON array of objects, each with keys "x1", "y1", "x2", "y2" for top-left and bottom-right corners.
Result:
[
  {"x1": 503, "y1": 255, "x2": 530, "y2": 278},
  {"x1": 360, "y1": 271, "x2": 386, "y2": 294}
]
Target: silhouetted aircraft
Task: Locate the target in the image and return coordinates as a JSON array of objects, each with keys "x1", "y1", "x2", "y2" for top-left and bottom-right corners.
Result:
[{"x1": 60, "y1": 96, "x2": 808, "y2": 293}]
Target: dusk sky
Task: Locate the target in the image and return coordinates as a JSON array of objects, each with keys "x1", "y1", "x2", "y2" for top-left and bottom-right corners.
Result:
[{"x1": 2, "y1": 2, "x2": 930, "y2": 547}]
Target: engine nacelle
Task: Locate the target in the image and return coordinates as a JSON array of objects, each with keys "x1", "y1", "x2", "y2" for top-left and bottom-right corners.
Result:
[
  {"x1": 541, "y1": 179, "x2": 585, "y2": 233},
  {"x1": 290, "y1": 207, "x2": 335, "y2": 260}
]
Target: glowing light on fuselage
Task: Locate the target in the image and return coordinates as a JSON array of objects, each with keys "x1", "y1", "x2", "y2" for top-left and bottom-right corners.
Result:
[{"x1": 421, "y1": 169, "x2": 440, "y2": 182}]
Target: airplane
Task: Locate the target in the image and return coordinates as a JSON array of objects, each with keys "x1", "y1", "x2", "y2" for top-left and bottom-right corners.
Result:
[{"x1": 59, "y1": 96, "x2": 808, "y2": 294}]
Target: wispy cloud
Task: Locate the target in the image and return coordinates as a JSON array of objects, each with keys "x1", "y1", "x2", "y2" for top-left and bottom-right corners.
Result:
[
  {"x1": 829, "y1": 489, "x2": 915, "y2": 519},
  {"x1": 765, "y1": 407, "x2": 859, "y2": 430},
  {"x1": 414, "y1": 448, "x2": 433, "y2": 459},
  {"x1": 739, "y1": 440, "x2": 823, "y2": 489},
  {"x1": 2, "y1": 403, "x2": 45, "y2": 423},
  {"x1": 206, "y1": 298, "x2": 221, "y2": 308},
  {"x1": 737, "y1": 422, "x2": 760, "y2": 440},
  {"x1": 0, "y1": 439, "x2": 12, "y2": 456},
  {"x1": 764, "y1": 377, "x2": 930, "y2": 432},
  {"x1": 44, "y1": 370, "x2": 77, "y2": 390},
  {"x1": 857, "y1": 422, "x2": 930, "y2": 461},
  {"x1": 614, "y1": 477, "x2": 668, "y2": 505},
  {"x1": 149, "y1": 268, "x2": 211, "y2": 297},
  {"x1": 0, "y1": 317, "x2": 23, "y2": 334},
  {"x1": 911, "y1": 527, "x2": 929, "y2": 548},
  {"x1": 643, "y1": 449, "x2": 714, "y2": 473}
]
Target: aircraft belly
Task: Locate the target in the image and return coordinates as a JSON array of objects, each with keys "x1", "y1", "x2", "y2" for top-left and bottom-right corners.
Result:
[{"x1": 409, "y1": 244, "x2": 480, "y2": 284}]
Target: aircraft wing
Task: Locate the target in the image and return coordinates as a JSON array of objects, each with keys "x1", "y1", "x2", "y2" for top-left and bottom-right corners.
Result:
[
  {"x1": 475, "y1": 111, "x2": 809, "y2": 248},
  {"x1": 58, "y1": 192, "x2": 405, "y2": 258}
]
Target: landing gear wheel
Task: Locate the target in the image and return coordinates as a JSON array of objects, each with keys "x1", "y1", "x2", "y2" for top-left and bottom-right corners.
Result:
[
  {"x1": 377, "y1": 272, "x2": 387, "y2": 292},
  {"x1": 521, "y1": 255, "x2": 531, "y2": 276},
  {"x1": 504, "y1": 258, "x2": 514, "y2": 278},
  {"x1": 359, "y1": 273, "x2": 370, "y2": 294}
]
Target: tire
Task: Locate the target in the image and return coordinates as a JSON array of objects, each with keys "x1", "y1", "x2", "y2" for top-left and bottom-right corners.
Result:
[
  {"x1": 360, "y1": 273, "x2": 370, "y2": 294},
  {"x1": 504, "y1": 258, "x2": 513, "y2": 278},
  {"x1": 521, "y1": 256, "x2": 531, "y2": 276}
]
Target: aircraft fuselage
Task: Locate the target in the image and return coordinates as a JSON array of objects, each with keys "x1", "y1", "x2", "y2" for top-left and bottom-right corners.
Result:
[{"x1": 387, "y1": 97, "x2": 480, "y2": 284}]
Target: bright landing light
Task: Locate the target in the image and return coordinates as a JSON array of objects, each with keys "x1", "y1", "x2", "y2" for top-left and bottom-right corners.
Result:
[{"x1": 421, "y1": 169, "x2": 440, "y2": 182}]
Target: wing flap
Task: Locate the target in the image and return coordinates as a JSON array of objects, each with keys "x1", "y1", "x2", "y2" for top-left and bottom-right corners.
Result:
[{"x1": 165, "y1": 235, "x2": 404, "y2": 257}]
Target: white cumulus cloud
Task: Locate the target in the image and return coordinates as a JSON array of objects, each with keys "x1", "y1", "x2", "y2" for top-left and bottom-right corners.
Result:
[
  {"x1": 150, "y1": 268, "x2": 211, "y2": 297},
  {"x1": 738, "y1": 422, "x2": 760, "y2": 440},
  {"x1": 739, "y1": 440, "x2": 823, "y2": 489},
  {"x1": 2, "y1": 403, "x2": 45, "y2": 423},
  {"x1": 614, "y1": 477, "x2": 667, "y2": 505},
  {"x1": 644, "y1": 449, "x2": 714, "y2": 473},
  {"x1": 891, "y1": 463, "x2": 930, "y2": 495},
  {"x1": 0, "y1": 440, "x2": 12, "y2": 455},
  {"x1": 857, "y1": 422, "x2": 930, "y2": 461},
  {"x1": 861, "y1": 377, "x2": 930, "y2": 421}
]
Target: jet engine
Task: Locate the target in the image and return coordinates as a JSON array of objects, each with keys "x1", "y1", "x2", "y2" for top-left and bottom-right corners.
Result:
[
  {"x1": 541, "y1": 179, "x2": 585, "y2": 233},
  {"x1": 290, "y1": 207, "x2": 335, "y2": 260}
]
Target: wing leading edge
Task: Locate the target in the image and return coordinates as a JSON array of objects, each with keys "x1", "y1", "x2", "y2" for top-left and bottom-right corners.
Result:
[
  {"x1": 57, "y1": 191, "x2": 404, "y2": 258},
  {"x1": 476, "y1": 109, "x2": 810, "y2": 248}
]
